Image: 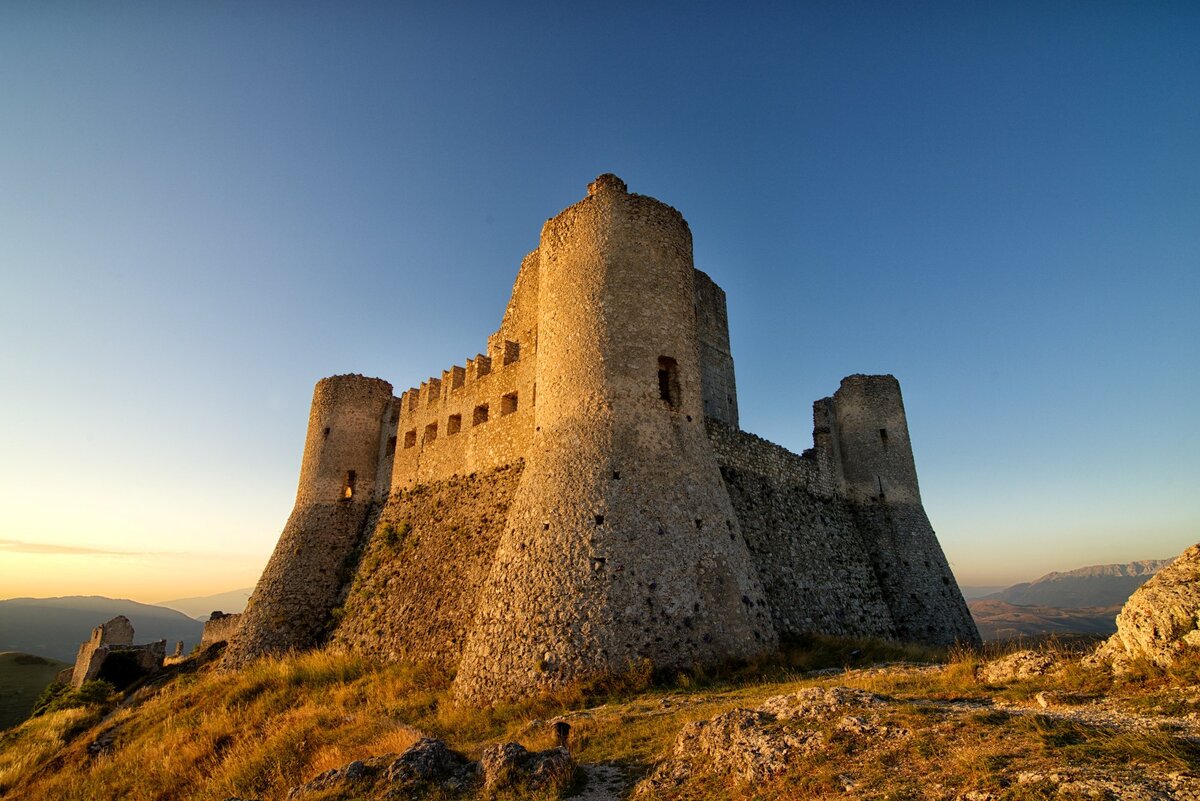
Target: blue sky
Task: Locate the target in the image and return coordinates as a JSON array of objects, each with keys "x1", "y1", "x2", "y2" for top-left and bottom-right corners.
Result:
[{"x1": 1, "y1": 2, "x2": 1196, "y2": 601}]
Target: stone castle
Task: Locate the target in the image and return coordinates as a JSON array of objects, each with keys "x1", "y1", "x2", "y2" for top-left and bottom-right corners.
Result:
[{"x1": 221, "y1": 174, "x2": 979, "y2": 703}]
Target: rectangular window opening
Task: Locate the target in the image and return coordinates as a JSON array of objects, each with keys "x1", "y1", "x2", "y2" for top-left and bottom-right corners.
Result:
[
  {"x1": 501, "y1": 392, "x2": 518, "y2": 416},
  {"x1": 424, "y1": 422, "x2": 437, "y2": 443},
  {"x1": 473, "y1": 404, "x2": 489, "y2": 426},
  {"x1": 386, "y1": 436, "x2": 397, "y2": 459},
  {"x1": 879, "y1": 428, "x2": 889, "y2": 448},
  {"x1": 447, "y1": 414, "x2": 462, "y2": 435},
  {"x1": 403, "y1": 429, "x2": 417, "y2": 449},
  {"x1": 502, "y1": 340, "x2": 520, "y2": 365},
  {"x1": 342, "y1": 470, "x2": 356, "y2": 500},
  {"x1": 657, "y1": 356, "x2": 680, "y2": 408}
]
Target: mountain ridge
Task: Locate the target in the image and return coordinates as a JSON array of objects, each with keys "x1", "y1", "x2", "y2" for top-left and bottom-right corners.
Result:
[{"x1": 0, "y1": 596, "x2": 203, "y2": 662}]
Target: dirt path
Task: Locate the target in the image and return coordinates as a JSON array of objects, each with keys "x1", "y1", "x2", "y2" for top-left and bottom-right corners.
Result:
[{"x1": 569, "y1": 763, "x2": 629, "y2": 801}]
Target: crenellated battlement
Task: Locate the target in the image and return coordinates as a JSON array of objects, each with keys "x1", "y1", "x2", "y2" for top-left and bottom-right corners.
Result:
[{"x1": 390, "y1": 321, "x2": 535, "y2": 489}]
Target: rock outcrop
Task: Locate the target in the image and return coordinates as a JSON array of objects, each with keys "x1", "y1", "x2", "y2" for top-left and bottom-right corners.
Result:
[
  {"x1": 634, "y1": 686, "x2": 899, "y2": 797},
  {"x1": 977, "y1": 649, "x2": 1061, "y2": 684},
  {"x1": 1094, "y1": 543, "x2": 1200, "y2": 671},
  {"x1": 283, "y1": 735, "x2": 574, "y2": 800}
]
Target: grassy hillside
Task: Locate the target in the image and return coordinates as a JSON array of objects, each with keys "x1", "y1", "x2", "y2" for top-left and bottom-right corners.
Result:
[
  {"x1": 0, "y1": 637, "x2": 1197, "y2": 800},
  {"x1": 0, "y1": 652, "x2": 69, "y2": 731}
]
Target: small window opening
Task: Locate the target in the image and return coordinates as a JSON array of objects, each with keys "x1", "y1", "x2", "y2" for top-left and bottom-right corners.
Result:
[
  {"x1": 473, "y1": 404, "x2": 489, "y2": 426},
  {"x1": 612, "y1": 471, "x2": 620, "y2": 480},
  {"x1": 879, "y1": 428, "x2": 889, "y2": 449},
  {"x1": 501, "y1": 392, "x2": 518, "y2": 416},
  {"x1": 386, "y1": 436, "x2": 397, "y2": 459},
  {"x1": 594, "y1": 514, "x2": 605, "y2": 525},
  {"x1": 322, "y1": 426, "x2": 330, "y2": 440},
  {"x1": 502, "y1": 340, "x2": 520, "y2": 365},
  {"x1": 695, "y1": 519, "x2": 703, "y2": 530},
  {"x1": 447, "y1": 414, "x2": 462, "y2": 435},
  {"x1": 657, "y1": 356, "x2": 680, "y2": 408},
  {"x1": 403, "y1": 429, "x2": 416, "y2": 449},
  {"x1": 342, "y1": 470, "x2": 356, "y2": 500},
  {"x1": 876, "y1": 475, "x2": 885, "y2": 498},
  {"x1": 424, "y1": 422, "x2": 437, "y2": 443}
]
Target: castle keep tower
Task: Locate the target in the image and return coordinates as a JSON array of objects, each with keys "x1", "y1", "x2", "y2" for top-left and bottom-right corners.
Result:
[
  {"x1": 224, "y1": 375, "x2": 397, "y2": 667},
  {"x1": 453, "y1": 175, "x2": 776, "y2": 701},
  {"x1": 228, "y1": 175, "x2": 979, "y2": 697}
]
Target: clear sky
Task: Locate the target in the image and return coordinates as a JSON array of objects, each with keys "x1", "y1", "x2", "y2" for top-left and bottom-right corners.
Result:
[{"x1": 1, "y1": 2, "x2": 1196, "y2": 603}]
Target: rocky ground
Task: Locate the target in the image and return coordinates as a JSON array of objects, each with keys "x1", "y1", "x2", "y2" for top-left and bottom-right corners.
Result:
[
  {"x1": 216, "y1": 653, "x2": 1198, "y2": 801},
  {"x1": 4, "y1": 545, "x2": 1198, "y2": 801}
]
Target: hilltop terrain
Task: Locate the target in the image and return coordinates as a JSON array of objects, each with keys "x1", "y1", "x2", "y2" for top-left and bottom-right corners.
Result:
[
  {"x1": 1, "y1": 638, "x2": 1197, "y2": 800},
  {"x1": 2, "y1": 545, "x2": 1198, "y2": 799}
]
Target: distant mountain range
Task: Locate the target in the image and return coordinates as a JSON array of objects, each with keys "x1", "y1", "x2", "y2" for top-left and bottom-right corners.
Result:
[
  {"x1": 979, "y1": 560, "x2": 1171, "y2": 607},
  {"x1": 968, "y1": 559, "x2": 1172, "y2": 641},
  {"x1": 0, "y1": 597, "x2": 204, "y2": 662},
  {"x1": 156, "y1": 588, "x2": 252, "y2": 620}
]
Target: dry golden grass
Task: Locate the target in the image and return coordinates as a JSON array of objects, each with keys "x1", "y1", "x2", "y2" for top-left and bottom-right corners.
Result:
[{"x1": 1, "y1": 639, "x2": 1197, "y2": 801}]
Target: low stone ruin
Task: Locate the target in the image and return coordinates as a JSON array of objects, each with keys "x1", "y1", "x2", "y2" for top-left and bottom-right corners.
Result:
[
  {"x1": 201, "y1": 611, "x2": 242, "y2": 650},
  {"x1": 67, "y1": 615, "x2": 166, "y2": 689}
]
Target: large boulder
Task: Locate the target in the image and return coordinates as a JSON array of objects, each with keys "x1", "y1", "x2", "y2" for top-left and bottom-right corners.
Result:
[{"x1": 1094, "y1": 543, "x2": 1200, "y2": 671}]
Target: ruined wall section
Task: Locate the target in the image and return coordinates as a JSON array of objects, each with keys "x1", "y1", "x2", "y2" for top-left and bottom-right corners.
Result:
[
  {"x1": 390, "y1": 251, "x2": 538, "y2": 489},
  {"x1": 224, "y1": 375, "x2": 397, "y2": 668},
  {"x1": 330, "y1": 463, "x2": 521, "y2": 668},
  {"x1": 706, "y1": 422, "x2": 898, "y2": 640},
  {"x1": 70, "y1": 616, "x2": 165, "y2": 688},
  {"x1": 830, "y1": 375, "x2": 979, "y2": 646},
  {"x1": 455, "y1": 175, "x2": 775, "y2": 704},
  {"x1": 693, "y1": 269, "x2": 739, "y2": 428},
  {"x1": 201, "y1": 612, "x2": 242, "y2": 649}
]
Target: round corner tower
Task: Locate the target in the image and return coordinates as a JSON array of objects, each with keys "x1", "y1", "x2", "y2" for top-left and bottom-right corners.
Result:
[
  {"x1": 454, "y1": 175, "x2": 777, "y2": 702},
  {"x1": 224, "y1": 374, "x2": 395, "y2": 668},
  {"x1": 831, "y1": 374, "x2": 921, "y2": 504},
  {"x1": 831, "y1": 374, "x2": 980, "y2": 647}
]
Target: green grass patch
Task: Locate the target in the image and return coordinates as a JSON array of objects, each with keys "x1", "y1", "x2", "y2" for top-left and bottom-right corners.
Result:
[{"x1": 0, "y1": 652, "x2": 70, "y2": 730}]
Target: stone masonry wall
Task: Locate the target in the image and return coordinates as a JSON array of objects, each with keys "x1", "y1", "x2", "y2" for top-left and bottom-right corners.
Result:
[
  {"x1": 707, "y1": 423, "x2": 898, "y2": 640},
  {"x1": 851, "y1": 500, "x2": 979, "y2": 645},
  {"x1": 201, "y1": 612, "x2": 242, "y2": 649},
  {"x1": 330, "y1": 463, "x2": 522, "y2": 668}
]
